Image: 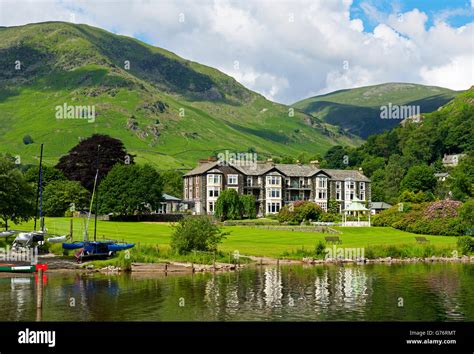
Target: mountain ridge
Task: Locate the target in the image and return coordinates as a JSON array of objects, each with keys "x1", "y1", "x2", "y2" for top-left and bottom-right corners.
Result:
[
  {"x1": 294, "y1": 82, "x2": 461, "y2": 139},
  {"x1": 0, "y1": 21, "x2": 360, "y2": 169}
]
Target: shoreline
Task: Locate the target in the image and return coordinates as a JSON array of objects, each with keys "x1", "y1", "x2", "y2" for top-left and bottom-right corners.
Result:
[
  {"x1": 1, "y1": 253, "x2": 473, "y2": 276},
  {"x1": 47, "y1": 254, "x2": 474, "y2": 274}
]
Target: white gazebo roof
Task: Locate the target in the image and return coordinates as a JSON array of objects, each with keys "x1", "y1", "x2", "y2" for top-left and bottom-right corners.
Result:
[{"x1": 343, "y1": 197, "x2": 369, "y2": 212}]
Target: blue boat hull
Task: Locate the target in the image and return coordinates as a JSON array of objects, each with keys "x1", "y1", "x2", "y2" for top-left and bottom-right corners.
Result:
[
  {"x1": 63, "y1": 241, "x2": 134, "y2": 252},
  {"x1": 62, "y1": 242, "x2": 84, "y2": 250},
  {"x1": 108, "y1": 243, "x2": 135, "y2": 252}
]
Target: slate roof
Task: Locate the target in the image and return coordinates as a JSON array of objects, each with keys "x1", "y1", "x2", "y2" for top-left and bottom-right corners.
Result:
[
  {"x1": 184, "y1": 161, "x2": 370, "y2": 182},
  {"x1": 370, "y1": 202, "x2": 392, "y2": 209},
  {"x1": 322, "y1": 169, "x2": 371, "y2": 182},
  {"x1": 162, "y1": 194, "x2": 181, "y2": 201}
]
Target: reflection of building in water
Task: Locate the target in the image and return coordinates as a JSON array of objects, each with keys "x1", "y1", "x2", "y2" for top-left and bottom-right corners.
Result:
[
  {"x1": 264, "y1": 268, "x2": 282, "y2": 307},
  {"x1": 10, "y1": 278, "x2": 33, "y2": 320},
  {"x1": 314, "y1": 267, "x2": 370, "y2": 314},
  {"x1": 314, "y1": 271, "x2": 330, "y2": 310}
]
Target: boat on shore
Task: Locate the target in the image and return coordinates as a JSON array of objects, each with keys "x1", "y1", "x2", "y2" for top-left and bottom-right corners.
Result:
[
  {"x1": 62, "y1": 145, "x2": 134, "y2": 262},
  {"x1": 0, "y1": 263, "x2": 48, "y2": 273}
]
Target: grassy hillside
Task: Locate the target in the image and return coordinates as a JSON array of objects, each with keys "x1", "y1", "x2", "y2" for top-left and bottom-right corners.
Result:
[
  {"x1": 294, "y1": 83, "x2": 460, "y2": 139},
  {"x1": 0, "y1": 22, "x2": 360, "y2": 170}
]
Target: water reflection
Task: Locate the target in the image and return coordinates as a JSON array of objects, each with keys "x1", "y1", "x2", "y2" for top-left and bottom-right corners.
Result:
[{"x1": 0, "y1": 263, "x2": 472, "y2": 321}]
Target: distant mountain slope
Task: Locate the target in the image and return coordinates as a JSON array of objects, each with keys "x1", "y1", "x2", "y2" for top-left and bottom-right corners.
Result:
[
  {"x1": 293, "y1": 83, "x2": 460, "y2": 139},
  {"x1": 0, "y1": 22, "x2": 360, "y2": 170}
]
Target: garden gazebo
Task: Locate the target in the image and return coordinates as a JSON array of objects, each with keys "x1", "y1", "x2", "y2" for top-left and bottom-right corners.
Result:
[{"x1": 343, "y1": 197, "x2": 371, "y2": 227}]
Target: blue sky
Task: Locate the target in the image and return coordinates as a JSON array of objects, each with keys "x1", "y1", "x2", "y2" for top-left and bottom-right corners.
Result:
[
  {"x1": 351, "y1": 0, "x2": 474, "y2": 30},
  {"x1": 0, "y1": 0, "x2": 473, "y2": 103}
]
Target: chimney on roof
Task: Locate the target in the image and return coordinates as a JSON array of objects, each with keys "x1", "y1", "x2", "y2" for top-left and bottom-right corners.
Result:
[
  {"x1": 198, "y1": 156, "x2": 217, "y2": 165},
  {"x1": 310, "y1": 160, "x2": 320, "y2": 168},
  {"x1": 359, "y1": 167, "x2": 363, "y2": 174},
  {"x1": 267, "y1": 158, "x2": 274, "y2": 166}
]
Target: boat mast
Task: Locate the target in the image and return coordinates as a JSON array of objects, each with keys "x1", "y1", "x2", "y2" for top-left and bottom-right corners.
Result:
[
  {"x1": 33, "y1": 144, "x2": 44, "y2": 232},
  {"x1": 93, "y1": 145, "x2": 100, "y2": 242}
]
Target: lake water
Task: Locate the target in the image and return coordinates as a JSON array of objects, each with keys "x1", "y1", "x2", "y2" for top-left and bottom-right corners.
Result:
[{"x1": 1, "y1": 263, "x2": 473, "y2": 321}]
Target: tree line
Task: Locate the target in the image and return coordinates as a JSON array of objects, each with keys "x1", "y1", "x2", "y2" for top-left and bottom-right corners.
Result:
[{"x1": 0, "y1": 134, "x2": 182, "y2": 230}]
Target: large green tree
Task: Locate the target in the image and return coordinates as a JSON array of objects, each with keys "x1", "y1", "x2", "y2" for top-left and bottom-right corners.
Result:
[
  {"x1": 24, "y1": 165, "x2": 66, "y2": 188},
  {"x1": 449, "y1": 154, "x2": 474, "y2": 202},
  {"x1": 240, "y1": 194, "x2": 257, "y2": 219},
  {"x1": 43, "y1": 180, "x2": 90, "y2": 216},
  {"x1": 98, "y1": 164, "x2": 163, "y2": 215},
  {"x1": 215, "y1": 189, "x2": 243, "y2": 221},
  {"x1": 400, "y1": 164, "x2": 437, "y2": 193},
  {"x1": 56, "y1": 134, "x2": 134, "y2": 191},
  {"x1": 170, "y1": 216, "x2": 227, "y2": 254},
  {"x1": 161, "y1": 170, "x2": 183, "y2": 198},
  {"x1": 0, "y1": 156, "x2": 35, "y2": 230}
]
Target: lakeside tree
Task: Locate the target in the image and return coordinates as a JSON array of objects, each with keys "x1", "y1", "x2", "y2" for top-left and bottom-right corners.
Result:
[
  {"x1": 0, "y1": 156, "x2": 35, "y2": 230},
  {"x1": 240, "y1": 194, "x2": 257, "y2": 219},
  {"x1": 98, "y1": 164, "x2": 162, "y2": 216},
  {"x1": 24, "y1": 165, "x2": 66, "y2": 188},
  {"x1": 56, "y1": 134, "x2": 134, "y2": 191},
  {"x1": 161, "y1": 170, "x2": 184, "y2": 198},
  {"x1": 43, "y1": 180, "x2": 90, "y2": 217},
  {"x1": 215, "y1": 189, "x2": 243, "y2": 221},
  {"x1": 278, "y1": 201, "x2": 323, "y2": 224},
  {"x1": 170, "y1": 216, "x2": 227, "y2": 254}
]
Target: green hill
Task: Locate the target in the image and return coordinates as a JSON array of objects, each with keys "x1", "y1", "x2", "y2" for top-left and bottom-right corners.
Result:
[
  {"x1": 293, "y1": 83, "x2": 460, "y2": 139},
  {"x1": 0, "y1": 22, "x2": 360, "y2": 170}
]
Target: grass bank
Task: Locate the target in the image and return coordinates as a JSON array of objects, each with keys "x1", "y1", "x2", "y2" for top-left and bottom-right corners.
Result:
[{"x1": 11, "y1": 217, "x2": 462, "y2": 261}]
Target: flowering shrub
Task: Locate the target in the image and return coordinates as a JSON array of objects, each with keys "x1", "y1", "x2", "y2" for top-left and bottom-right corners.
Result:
[
  {"x1": 422, "y1": 200, "x2": 462, "y2": 220},
  {"x1": 277, "y1": 201, "x2": 323, "y2": 224},
  {"x1": 373, "y1": 200, "x2": 469, "y2": 236}
]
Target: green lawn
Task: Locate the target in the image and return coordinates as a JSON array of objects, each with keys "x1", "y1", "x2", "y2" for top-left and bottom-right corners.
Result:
[{"x1": 11, "y1": 217, "x2": 458, "y2": 258}]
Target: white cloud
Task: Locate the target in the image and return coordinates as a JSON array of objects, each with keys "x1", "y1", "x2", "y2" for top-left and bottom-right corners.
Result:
[
  {"x1": 420, "y1": 55, "x2": 474, "y2": 90},
  {"x1": 0, "y1": 0, "x2": 472, "y2": 103}
]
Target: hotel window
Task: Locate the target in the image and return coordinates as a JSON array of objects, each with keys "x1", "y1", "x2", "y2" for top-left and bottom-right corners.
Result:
[
  {"x1": 208, "y1": 201, "x2": 215, "y2": 213},
  {"x1": 267, "y1": 188, "x2": 281, "y2": 198},
  {"x1": 359, "y1": 182, "x2": 365, "y2": 190},
  {"x1": 266, "y1": 175, "x2": 281, "y2": 185},
  {"x1": 208, "y1": 187, "x2": 220, "y2": 198},
  {"x1": 359, "y1": 191, "x2": 365, "y2": 200},
  {"x1": 267, "y1": 202, "x2": 281, "y2": 213},
  {"x1": 336, "y1": 181, "x2": 341, "y2": 189},
  {"x1": 246, "y1": 176, "x2": 253, "y2": 186},
  {"x1": 336, "y1": 191, "x2": 341, "y2": 200},
  {"x1": 318, "y1": 190, "x2": 327, "y2": 199},
  {"x1": 345, "y1": 179, "x2": 355, "y2": 190},
  {"x1": 207, "y1": 174, "x2": 221, "y2": 184},
  {"x1": 228, "y1": 174, "x2": 238, "y2": 185},
  {"x1": 317, "y1": 177, "x2": 327, "y2": 188}
]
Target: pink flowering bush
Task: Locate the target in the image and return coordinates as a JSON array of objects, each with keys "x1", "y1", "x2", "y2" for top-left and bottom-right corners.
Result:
[
  {"x1": 374, "y1": 200, "x2": 468, "y2": 236},
  {"x1": 422, "y1": 200, "x2": 462, "y2": 220}
]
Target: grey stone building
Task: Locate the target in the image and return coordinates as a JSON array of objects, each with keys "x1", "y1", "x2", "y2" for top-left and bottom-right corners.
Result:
[{"x1": 183, "y1": 159, "x2": 371, "y2": 216}]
